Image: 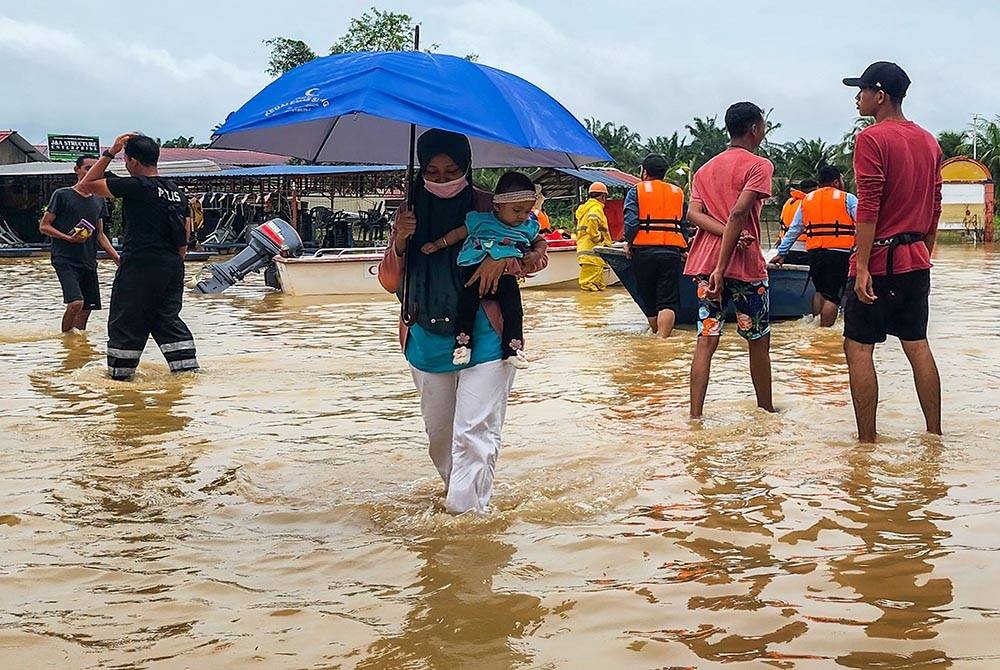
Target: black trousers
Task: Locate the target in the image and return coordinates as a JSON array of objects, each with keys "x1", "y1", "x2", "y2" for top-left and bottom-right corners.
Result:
[
  {"x1": 106, "y1": 255, "x2": 198, "y2": 380},
  {"x1": 455, "y1": 265, "x2": 523, "y2": 358}
]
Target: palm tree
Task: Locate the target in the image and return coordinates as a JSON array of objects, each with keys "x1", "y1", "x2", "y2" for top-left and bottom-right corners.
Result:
[
  {"x1": 584, "y1": 118, "x2": 642, "y2": 172},
  {"x1": 840, "y1": 116, "x2": 874, "y2": 155},
  {"x1": 685, "y1": 116, "x2": 729, "y2": 172},
  {"x1": 785, "y1": 138, "x2": 841, "y2": 181},
  {"x1": 937, "y1": 130, "x2": 970, "y2": 159},
  {"x1": 642, "y1": 132, "x2": 688, "y2": 169},
  {"x1": 971, "y1": 118, "x2": 1000, "y2": 184}
]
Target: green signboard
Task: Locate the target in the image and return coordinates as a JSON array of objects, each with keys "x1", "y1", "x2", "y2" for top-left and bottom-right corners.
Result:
[{"x1": 47, "y1": 134, "x2": 101, "y2": 162}]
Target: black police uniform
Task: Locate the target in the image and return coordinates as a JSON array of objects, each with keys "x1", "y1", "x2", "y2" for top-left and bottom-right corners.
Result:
[{"x1": 105, "y1": 174, "x2": 198, "y2": 380}]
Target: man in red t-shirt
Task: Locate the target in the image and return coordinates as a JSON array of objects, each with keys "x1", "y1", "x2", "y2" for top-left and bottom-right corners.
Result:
[
  {"x1": 684, "y1": 102, "x2": 775, "y2": 418},
  {"x1": 841, "y1": 61, "x2": 943, "y2": 442}
]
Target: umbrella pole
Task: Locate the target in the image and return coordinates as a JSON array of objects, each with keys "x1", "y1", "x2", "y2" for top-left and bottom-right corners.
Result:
[{"x1": 400, "y1": 26, "x2": 420, "y2": 327}]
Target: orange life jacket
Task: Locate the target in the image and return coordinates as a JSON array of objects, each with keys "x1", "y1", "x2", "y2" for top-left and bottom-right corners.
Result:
[
  {"x1": 801, "y1": 186, "x2": 855, "y2": 250},
  {"x1": 633, "y1": 180, "x2": 686, "y2": 248},
  {"x1": 533, "y1": 208, "x2": 551, "y2": 231},
  {"x1": 777, "y1": 189, "x2": 806, "y2": 244}
]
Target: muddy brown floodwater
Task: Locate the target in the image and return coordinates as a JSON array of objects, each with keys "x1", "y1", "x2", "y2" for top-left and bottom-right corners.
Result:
[{"x1": 1, "y1": 244, "x2": 998, "y2": 669}]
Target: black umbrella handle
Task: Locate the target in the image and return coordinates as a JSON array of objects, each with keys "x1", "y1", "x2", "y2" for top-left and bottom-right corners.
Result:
[{"x1": 400, "y1": 118, "x2": 418, "y2": 327}]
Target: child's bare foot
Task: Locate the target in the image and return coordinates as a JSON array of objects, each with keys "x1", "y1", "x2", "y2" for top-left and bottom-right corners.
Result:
[
  {"x1": 452, "y1": 346, "x2": 471, "y2": 366},
  {"x1": 508, "y1": 350, "x2": 529, "y2": 369}
]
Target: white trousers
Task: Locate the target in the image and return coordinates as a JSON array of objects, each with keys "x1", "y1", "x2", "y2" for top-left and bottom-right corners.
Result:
[{"x1": 409, "y1": 359, "x2": 516, "y2": 514}]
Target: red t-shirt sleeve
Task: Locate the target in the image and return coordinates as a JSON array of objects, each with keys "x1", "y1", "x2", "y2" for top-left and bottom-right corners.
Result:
[
  {"x1": 744, "y1": 158, "x2": 773, "y2": 197},
  {"x1": 853, "y1": 131, "x2": 884, "y2": 224},
  {"x1": 689, "y1": 175, "x2": 703, "y2": 205}
]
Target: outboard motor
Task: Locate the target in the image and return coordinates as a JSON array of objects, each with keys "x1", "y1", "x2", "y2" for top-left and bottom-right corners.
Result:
[{"x1": 195, "y1": 218, "x2": 302, "y2": 294}]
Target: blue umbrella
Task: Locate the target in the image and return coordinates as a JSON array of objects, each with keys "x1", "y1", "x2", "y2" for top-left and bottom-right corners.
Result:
[{"x1": 210, "y1": 50, "x2": 611, "y2": 168}]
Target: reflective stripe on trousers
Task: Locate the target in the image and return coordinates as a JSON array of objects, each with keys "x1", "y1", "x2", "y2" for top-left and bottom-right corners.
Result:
[
  {"x1": 107, "y1": 255, "x2": 199, "y2": 378},
  {"x1": 409, "y1": 359, "x2": 516, "y2": 514}
]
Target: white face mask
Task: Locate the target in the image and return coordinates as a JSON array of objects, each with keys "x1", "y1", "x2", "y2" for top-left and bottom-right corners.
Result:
[{"x1": 423, "y1": 174, "x2": 468, "y2": 199}]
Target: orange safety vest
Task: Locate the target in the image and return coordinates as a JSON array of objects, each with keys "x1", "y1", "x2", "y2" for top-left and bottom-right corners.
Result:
[
  {"x1": 777, "y1": 189, "x2": 806, "y2": 244},
  {"x1": 633, "y1": 180, "x2": 686, "y2": 248},
  {"x1": 801, "y1": 186, "x2": 855, "y2": 250},
  {"x1": 533, "y1": 208, "x2": 551, "y2": 231}
]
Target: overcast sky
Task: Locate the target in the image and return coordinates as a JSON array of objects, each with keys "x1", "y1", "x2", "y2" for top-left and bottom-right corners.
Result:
[{"x1": 1, "y1": 1, "x2": 995, "y2": 150}]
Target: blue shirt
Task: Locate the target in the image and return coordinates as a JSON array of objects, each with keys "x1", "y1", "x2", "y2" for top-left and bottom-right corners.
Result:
[
  {"x1": 457, "y1": 212, "x2": 540, "y2": 266},
  {"x1": 405, "y1": 307, "x2": 503, "y2": 373},
  {"x1": 777, "y1": 191, "x2": 858, "y2": 256},
  {"x1": 623, "y1": 185, "x2": 640, "y2": 243}
]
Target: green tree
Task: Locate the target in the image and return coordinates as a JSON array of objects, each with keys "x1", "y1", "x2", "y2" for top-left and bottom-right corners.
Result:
[
  {"x1": 264, "y1": 6, "x2": 476, "y2": 78},
  {"x1": 162, "y1": 136, "x2": 205, "y2": 149},
  {"x1": 330, "y1": 8, "x2": 421, "y2": 54},
  {"x1": 262, "y1": 37, "x2": 317, "y2": 77},
  {"x1": 584, "y1": 118, "x2": 642, "y2": 172},
  {"x1": 684, "y1": 116, "x2": 728, "y2": 172},
  {"x1": 840, "y1": 116, "x2": 874, "y2": 155},
  {"x1": 937, "y1": 130, "x2": 969, "y2": 158},
  {"x1": 971, "y1": 118, "x2": 1000, "y2": 184},
  {"x1": 784, "y1": 138, "x2": 841, "y2": 181},
  {"x1": 643, "y1": 132, "x2": 690, "y2": 187}
]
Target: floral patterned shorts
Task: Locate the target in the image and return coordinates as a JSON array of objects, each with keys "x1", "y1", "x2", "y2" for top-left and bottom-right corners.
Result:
[{"x1": 695, "y1": 275, "x2": 770, "y2": 341}]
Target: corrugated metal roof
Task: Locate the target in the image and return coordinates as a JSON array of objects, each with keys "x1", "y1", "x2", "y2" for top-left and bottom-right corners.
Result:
[
  {"x1": 167, "y1": 164, "x2": 405, "y2": 178},
  {"x1": 0, "y1": 159, "x2": 222, "y2": 177},
  {"x1": 530, "y1": 166, "x2": 640, "y2": 198},
  {"x1": 156, "y1": 147, "x2": 290, "y2": 168},
  {"x1": 0, "y1": 130, "x2": 50, "y2": 162},
  {"x1": 30, "y1": 144, "x2": 289, "y2": 168}
]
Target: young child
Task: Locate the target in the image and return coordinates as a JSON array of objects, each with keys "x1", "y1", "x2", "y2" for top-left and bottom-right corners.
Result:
[{"x1": 420, "y1": 171, "x2": 542, "y2": 368}]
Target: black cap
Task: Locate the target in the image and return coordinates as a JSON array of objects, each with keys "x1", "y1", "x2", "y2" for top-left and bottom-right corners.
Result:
[
  {"x1": 641, "y1": 153, "x2": 669, "y2": 175},
  {"x1": 843, "y1": 61, "x2": 911, "y2": 98}
]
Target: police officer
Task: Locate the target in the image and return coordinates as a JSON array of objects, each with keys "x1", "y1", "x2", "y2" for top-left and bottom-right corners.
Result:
[
  {"x1": 623, "y1": 154, "x2": 688, "y2": 337},
  {"x1": 79, "y1": 133, "x2": 199, "y2": 380}
]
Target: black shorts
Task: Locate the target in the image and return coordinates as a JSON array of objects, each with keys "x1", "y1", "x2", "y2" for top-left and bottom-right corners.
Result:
[
  {"x1": 808, "y1": 248, "x2": 851, "y2": 304},
  {"x1": 784, "y1": 249, "x2": 810, "y2": 265},
  {"x1": 844, "y1": 269, "x2": 930, "y2": 344},
  {"x1": 632, "y1": 247, "x2": 682, "y2": 317},
  {"x1": 53, "y1": 262, "x2": 101, "y2": 310}
]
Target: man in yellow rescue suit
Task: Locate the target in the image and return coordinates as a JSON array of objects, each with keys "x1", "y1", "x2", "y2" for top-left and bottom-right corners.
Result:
[
  {"x1": 623, "y1": 153, "x2": 689, "y2": 337},
  {"x1": 773, "y1": 165, "x2": 858, "y2": 327},
  {"x1": 774, "y1": 179, "x2": 817, "y2": 265},
  {"x1": 575, "y1": 182, "x2": 612, "y2": 291}
]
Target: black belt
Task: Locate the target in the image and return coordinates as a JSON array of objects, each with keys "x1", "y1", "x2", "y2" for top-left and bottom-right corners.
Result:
[
  {"x1": 641, "y1": 218, "x2": 683, "y2": 233},
  {"x1": 872, "y1": 232, "x2": 924, "y2": 276},
  {"x1": 805, "y1": 222, "x2": 853, "y2": 237}
]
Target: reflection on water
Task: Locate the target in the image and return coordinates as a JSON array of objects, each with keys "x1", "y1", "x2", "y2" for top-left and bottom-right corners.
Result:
[
  {"x1": 358, "y1": 536, "x2": 546, "y2": 670},
  {"x1": 0, "y1": 247, "x2": 999, "y2": 668}
]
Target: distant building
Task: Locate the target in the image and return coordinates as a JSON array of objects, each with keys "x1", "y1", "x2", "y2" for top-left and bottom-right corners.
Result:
[
  {"x1": 940, "y1": 157, "x2": 994, "y2": 242},
  {"x1": 32, "y1": 144, "x2": 290, "y2": 170},
  {"x1": 0, "y1": 131, "x2": 49, "y2": 165}
]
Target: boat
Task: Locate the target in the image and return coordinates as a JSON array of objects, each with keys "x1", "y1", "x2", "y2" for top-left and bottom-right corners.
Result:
[
  {"x1": 594, "y1": 246, "x2": 814, "y2": 324},
  {"x1": 270, "y1": 240, "x2": 617, "y2": 296},
  {"x1": 97, "y1": 249, "x2": 217, "y2": 262},
  {"x1": 0, "y1": 247, "x2": 42, "y2": 258}
]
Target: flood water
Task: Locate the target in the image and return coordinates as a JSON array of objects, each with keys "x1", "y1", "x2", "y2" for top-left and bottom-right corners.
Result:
[{"x1": 1, "y1": 245, "x2": 998, "y2": 669}]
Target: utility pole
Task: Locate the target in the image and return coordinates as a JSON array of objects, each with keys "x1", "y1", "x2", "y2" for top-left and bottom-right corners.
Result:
[{"x1": 971, "y1": 113, "x2": 983, "y2": 160}]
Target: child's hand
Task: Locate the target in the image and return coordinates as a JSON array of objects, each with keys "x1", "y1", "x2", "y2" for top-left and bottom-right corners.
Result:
[{"x1": 420, "y1": 242, "x2": 438, "y2": 255}]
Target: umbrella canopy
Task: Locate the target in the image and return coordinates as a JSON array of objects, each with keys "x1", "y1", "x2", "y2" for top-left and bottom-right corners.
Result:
[{"x1": 211, "y1": 51, "x2": 611, "y2": 168}]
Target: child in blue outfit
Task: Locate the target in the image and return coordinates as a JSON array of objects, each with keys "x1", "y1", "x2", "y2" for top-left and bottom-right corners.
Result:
[{"x1": 420, "y1": 171, "x2": 542, "y2": 368}]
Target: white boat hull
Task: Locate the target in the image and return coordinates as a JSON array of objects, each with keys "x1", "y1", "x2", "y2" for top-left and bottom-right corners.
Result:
[{"x1": 273, "y1": 245, "x2": 616, "y2": 296}]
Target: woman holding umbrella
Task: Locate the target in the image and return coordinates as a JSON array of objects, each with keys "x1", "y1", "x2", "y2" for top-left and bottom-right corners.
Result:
[{"x1": 378, "y1": 129, "x2": 549, "y2": 514}]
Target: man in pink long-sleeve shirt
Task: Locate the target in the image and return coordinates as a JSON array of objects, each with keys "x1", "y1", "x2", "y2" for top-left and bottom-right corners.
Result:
[{"x1": 841, "y1": 61, "x2": 943, "y2": 443}]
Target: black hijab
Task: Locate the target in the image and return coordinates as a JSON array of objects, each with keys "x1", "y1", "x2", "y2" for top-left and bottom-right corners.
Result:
[{"x1": 402, "y1": 129, "x2": 476, "y2": 335}]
